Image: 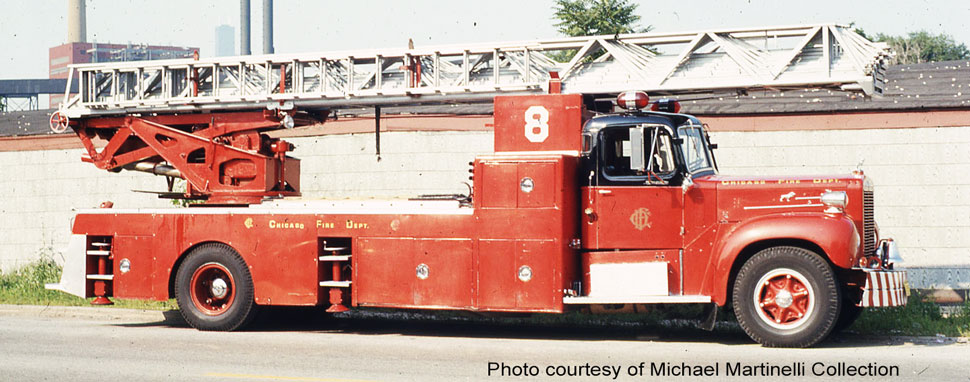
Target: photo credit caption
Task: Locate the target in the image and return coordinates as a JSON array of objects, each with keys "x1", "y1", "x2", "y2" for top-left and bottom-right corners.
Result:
[{"x1": 487, "y1": 361, "x2": 900, "y2": 379}]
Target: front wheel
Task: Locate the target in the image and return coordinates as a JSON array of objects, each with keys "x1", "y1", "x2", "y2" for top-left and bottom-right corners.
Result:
[
  {"x1": 732, "y1": 246, "x2": 840, "y2": 347},
  {"x1": 175, "y1": 243, "x2": 256, "y2": 331}
]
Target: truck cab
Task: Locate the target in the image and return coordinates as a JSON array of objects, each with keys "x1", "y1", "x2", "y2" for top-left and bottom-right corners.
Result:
[{"x1": 517, "y1": 91, "x2": 907, "y2": 347}]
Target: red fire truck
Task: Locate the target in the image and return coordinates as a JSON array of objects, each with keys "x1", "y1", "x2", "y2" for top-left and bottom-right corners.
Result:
[{"x1": 46, "y1": 28, "x2": 906, "y2": 347}]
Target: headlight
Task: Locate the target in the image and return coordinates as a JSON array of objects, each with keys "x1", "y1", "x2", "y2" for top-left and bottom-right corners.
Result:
[{"x1": 821, "y1": 191, "x2": 848, "y2": 213}]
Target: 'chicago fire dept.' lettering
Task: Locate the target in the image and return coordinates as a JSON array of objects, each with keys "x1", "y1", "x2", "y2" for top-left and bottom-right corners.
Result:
[
  {"x1": 268, "y1": 220, "x2": 304, "y2": 229},
  {"x1": 720, "y1": 180, "x2": 767, "y2": 185}
]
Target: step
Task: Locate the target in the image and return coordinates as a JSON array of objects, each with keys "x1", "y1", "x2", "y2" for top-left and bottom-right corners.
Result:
[
  {"x1": 86, "y1": 274, "x2": 114, "y2": 281},
  {"x1": 86, "y1": 250, "x2": 111, "y2": 256},
  {"x1": 321, "y1": 246, "x2": 349, "y2": 253},
  {"x1": 318, "y1": 255, "x2": 351, "y2": 262},
  {"x1": 562, "y1": 295, "x2": 711, "y2": 304},
  {"x1": 91, "y1": 242, "x2": 111, "y2": 247},
  {"x1": 319, "y1": 281, "x2": 352, "y2": 288}
]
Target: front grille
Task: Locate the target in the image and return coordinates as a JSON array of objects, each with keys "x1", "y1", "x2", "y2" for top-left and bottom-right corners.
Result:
[{"x1": 863, "y1": 190, "x2": 876, "y2": 257}]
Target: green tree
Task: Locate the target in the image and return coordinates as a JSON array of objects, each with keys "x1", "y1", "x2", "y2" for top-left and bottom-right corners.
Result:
[
  {"x1": 550, "y1": 0, "x2": 650, "y2": 63},
  {"x1": 553, "y1": 0, "x2": 647, "y2": 37},
  {"x1": 855, "y1": 26, "x2": 969, "y2": 65}
]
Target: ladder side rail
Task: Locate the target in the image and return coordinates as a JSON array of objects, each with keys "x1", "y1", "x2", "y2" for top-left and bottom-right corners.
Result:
[{"x1": 62, "y1": 24, "x2": 888, "y2": 118}]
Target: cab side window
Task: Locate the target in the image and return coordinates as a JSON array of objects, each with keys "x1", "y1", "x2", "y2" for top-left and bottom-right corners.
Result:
[
  {"x1": 602, "y1": 128, "x2": 634, "y2": 177},
  {"x1": 600, "y1": 126, "x2": 675, "y2": 181}
]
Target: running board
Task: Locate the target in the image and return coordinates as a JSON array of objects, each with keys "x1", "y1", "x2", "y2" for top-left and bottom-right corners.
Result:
[{"x1": 563, "y1": 295, "x2": 711, "y2": 304}]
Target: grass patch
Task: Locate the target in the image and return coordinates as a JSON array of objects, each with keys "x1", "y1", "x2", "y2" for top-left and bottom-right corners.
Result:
[
  {"x1": 849, "y1": 291, "x2": 970, "y2": 337},
  {"x1": 0, "y1": 255, "x2": 176, "y2": 311}
]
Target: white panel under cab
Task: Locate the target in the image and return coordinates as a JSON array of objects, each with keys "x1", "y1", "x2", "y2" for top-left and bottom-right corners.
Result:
[
  {"x1": 45, "y1": 234, "x2": 88, "y2": 298},
  {"x1": 588, "y1": 261, "x2": 668, "y2": 297}
]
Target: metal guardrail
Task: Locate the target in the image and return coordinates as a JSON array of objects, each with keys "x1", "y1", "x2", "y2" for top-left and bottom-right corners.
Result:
[{"x1": 58, "y1": 23, "x2": 890, "y2": 118}]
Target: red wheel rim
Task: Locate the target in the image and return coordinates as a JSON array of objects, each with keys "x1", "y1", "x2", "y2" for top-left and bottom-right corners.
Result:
[
  {"x1": 49, "y1": 112, "x2": 69, "y2": 133},
  {"x1": 189, "y1": 262, "x2": 236, "y2": 316},
  {"x1": 753, "y1": 268, "x2": 815, "y2": 329}
]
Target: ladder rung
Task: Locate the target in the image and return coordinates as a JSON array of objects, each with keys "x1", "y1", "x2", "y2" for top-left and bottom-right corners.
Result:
[
  {"x1": 319, "y1": 281, "x2": 351, "y2": 288},
  {"x1": 319, "y1": 255, "x2": 351, "y2": 261},
  {"x1": 86, "y1": 250, "x2": 111, "y2": 256},
  {"x1": 86, "y1": 274, "x2": 114, "y2": 281}
]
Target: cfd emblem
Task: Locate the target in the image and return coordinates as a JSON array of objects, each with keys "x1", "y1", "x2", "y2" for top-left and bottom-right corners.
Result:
[
  {"x1": 244, "y1": 217, "x2": 254, "y2": 229},
  {"x1": 629, "y1": 208, "x2": 652, "y2": 231}
]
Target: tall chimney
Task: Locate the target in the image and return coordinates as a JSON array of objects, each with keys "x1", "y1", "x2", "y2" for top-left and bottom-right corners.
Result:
[
  {"x1": 240, "y1": 0, "x2": 251, "y2": 55},
  {"x1": 67, "y1": 0, "x2": 86, "y2": 43},
  {"x1": 263, "y1": 0, "x2": 274, "y2": 54}
]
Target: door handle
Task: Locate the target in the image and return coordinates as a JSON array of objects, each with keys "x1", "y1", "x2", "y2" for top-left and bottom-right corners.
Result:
[{"x1": 597, "y1": 189, "x2": 613, "y2": 195}]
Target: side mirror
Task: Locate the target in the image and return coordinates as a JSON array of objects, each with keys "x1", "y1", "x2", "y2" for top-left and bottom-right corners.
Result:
[
  {"x1": 682, "y1": 173, "x2": 694, "y2": 193},
  {"x1": 629, "y1": 126, "x2": 647, "y2": 172}
]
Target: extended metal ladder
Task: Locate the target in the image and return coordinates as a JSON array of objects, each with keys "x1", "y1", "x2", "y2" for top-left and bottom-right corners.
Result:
[{"x1": 59, "y1": 23, "x2": 889, "y2": 119}]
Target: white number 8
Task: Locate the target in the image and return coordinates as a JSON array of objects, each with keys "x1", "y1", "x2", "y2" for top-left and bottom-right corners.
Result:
[{"x1": 524, "y1": 106, "x2": 550, "y2": 143}]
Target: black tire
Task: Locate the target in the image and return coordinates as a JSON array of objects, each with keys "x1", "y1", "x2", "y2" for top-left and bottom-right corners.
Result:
[
  {"x1": 732, "y1": 246, "x2": 840, "y2": 348},
  {"x1": 833, "y1": 292, "x2": 863, "y2": 334},
  {"x1": 174, "y1": 243, "x2": 256, "y2": 331}
]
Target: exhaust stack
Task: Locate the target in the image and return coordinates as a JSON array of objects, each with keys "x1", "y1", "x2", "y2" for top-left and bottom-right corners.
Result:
[
  {"x1": 67, "y1": 0, "x2": 86, "y2": 43},
  {"x1": 240, "y1": 0, "x2": 251, "y2": 55},
  {"x1": 263, "y1": 0, "x2": 274, "y2": 54}
]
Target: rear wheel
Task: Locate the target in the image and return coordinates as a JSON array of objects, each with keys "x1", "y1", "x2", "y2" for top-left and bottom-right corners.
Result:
[
  {"x1": 175, "y1": 243, "x2": 256, "y2": 331},
  {"x1": 733, "y1": 246, "x2": 840, "y2": 347}
]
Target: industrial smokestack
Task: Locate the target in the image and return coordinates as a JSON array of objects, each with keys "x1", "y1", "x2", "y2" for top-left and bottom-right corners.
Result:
[
  {"x1": 67, "y1": 0, "x2": 86, "y2": 43},
  {"x1": 262, "y1": 0, "x2": 274, "y2": 54},
  {"x1": 240, "y1": 0, "x2": 251, "y2": 55}
]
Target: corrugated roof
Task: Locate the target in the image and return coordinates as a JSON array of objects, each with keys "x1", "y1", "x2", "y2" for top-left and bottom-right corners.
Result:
[
  {"x1": 0, "y1": 109, "x2": 53, "y2": 137},
  {"x1": 684, "y1": 60, "x2": 970, "y2": 114}
]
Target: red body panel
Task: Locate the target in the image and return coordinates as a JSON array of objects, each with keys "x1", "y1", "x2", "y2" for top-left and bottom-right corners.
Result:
[
  {"x1": 493, "y1": 94, "x2": 584, "y2": 152},
  {"x1": 581, "y1": 186, "x2": 684, "y2": 249},
  {"x1": 74, "y1": 153, "x2": 579, "y2": 313}
]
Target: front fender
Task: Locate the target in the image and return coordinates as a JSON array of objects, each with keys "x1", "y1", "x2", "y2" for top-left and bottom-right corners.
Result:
[{"x1": 708, "y1": 213, "x2": 860, "y2": 304}]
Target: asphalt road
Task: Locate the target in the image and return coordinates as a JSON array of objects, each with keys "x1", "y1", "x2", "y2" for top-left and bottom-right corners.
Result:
[{"x1": 0, "y1": 305, "x2": 968, "y2": 381}]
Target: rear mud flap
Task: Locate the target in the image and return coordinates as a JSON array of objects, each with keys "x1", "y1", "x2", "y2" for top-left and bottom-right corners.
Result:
[{"x1": 44, "y1": 234, "x2": 88, "y2": 298}]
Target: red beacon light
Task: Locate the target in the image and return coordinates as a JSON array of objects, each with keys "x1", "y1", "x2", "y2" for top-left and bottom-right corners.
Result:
[
  {"x1": 616, "y1": 91, "x2": 650, "y2": 110},
  {"x1": 651, "y1": 98, "x2": 682, "y2": 113}
]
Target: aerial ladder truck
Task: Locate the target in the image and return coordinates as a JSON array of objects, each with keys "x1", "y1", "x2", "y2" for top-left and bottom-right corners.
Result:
[{"x1": 47, "y1": 24, "x2": 906, "y2": 347}]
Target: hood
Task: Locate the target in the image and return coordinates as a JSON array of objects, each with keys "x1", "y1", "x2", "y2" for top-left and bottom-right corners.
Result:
[{"x1": 698, "y1": 173, "x2": 867, "y2": 223}]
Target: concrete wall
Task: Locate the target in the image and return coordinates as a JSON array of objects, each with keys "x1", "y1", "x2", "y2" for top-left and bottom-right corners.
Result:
[
  {"x1": 293, "y1": 131, "x2": 492, "y2": 199},
  {"x1": 711, "y1": 126, "x2": 970, "y2": 268},
  {"x1": 1, "y1": 126, "x2": 967, "y2": 276},
  {"x1": 0, "y1": 149, "x2": 172, "y2": 271},
  {"x1": 0, "y1": 131, "x2": 492, "y2": 272}
]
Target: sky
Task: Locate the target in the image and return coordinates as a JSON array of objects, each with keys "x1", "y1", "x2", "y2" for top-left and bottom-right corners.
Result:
[{"x1": 2, "y1": 0, "x2": 969, "y2": 81}]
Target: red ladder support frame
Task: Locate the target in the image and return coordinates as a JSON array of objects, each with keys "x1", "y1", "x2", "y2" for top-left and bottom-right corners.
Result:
[{"x1": 72, "y1": 111, "x2": 302, "y2": 205}]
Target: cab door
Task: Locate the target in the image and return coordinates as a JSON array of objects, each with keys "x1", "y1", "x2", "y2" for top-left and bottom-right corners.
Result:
[{"x1": 581, "y1": 124, "x2": 684, "y2": 250}]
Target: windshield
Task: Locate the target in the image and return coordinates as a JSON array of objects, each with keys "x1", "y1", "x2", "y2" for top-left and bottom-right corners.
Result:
[{"x1": 678, "y1": 125, "x2": 715, "y2": 174}]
